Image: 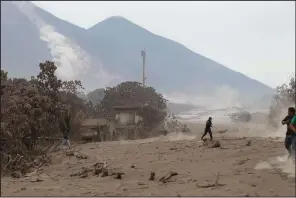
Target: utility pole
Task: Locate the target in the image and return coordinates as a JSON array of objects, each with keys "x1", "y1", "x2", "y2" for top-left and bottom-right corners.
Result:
[{"x1": 141, "y1": 49, "x2": 146, "y2": 87}]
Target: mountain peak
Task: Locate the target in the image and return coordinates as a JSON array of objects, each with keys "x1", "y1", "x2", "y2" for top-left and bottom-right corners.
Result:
[
  {"x1": 88, "y1": 16, "x2": 143, "y2": 32},
  {"x1": 104, "y1": 16, "x2": 130, "y2": 22}
]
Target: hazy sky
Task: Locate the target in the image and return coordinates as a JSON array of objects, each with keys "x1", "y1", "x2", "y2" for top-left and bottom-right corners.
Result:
[{"x1": 33, "y1": 1, "x2": 295, "y2": 88}]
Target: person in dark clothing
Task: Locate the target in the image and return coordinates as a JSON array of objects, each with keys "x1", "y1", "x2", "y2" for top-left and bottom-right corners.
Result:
[
  {"x1": 282, "y1": 107, "x2": 295, "y2": 158},
  {"x1": 201, "y1": 117, "x2": 213, "y2": 141},
  {"x1": 60, "y1": 107, "x2": 71, "y2": 148}
]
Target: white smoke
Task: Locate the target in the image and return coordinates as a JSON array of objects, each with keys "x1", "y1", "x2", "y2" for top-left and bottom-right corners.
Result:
[
  {"x1": 39, "y1": 25, "x2": 91, "y2": 80},
  {"x1": 12, "y1": 1, "x2": 118, "y2": 86},
  {"x1": 12, "y1": 1, "x2": 90, "y2": 80},
  {"x1": 164, "y1": 85, "x2": 242, "y2": 110}
]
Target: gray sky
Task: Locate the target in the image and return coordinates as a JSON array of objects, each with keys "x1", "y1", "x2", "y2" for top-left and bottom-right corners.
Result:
[{"x1": 33, "y1": 1, "x2": 295, "y2": 88}]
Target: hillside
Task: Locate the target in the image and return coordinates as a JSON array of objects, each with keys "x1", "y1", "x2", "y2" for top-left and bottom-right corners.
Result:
[{"x1": 1, "y1": 1, "x2": 273, "y2": 100}]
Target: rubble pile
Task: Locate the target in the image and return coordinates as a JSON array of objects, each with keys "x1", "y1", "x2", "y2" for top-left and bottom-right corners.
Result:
[
  {"x1": 202, "y1": 138, "x2": 221, "y2": 148},
  {"x1": 163, "y1": 114, "x2": 191, "y2": 133},
  {"x1": 2, "y1": 153, "x2": 52, "y2": 178},
  {"x1": 69, "y1": 162, "x2": 124, "y2": 179}
]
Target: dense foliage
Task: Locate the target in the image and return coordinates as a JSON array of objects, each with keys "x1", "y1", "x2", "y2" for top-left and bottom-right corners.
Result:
[
  {"x1": 0, "y1": 61, "x2": 90, "y2": 174},
  {"x1": 97, "y1": 81, "x2": 168, "y2": 128},
  {"x1": 87, "y1": 88, "x2": 105, "y2": 106},
  {"x1": 269, "y1": 76, "x2": 295, "y2": 126},
  {"x1": 1, "y1": 63, "x2": 172, "y2": 175}
]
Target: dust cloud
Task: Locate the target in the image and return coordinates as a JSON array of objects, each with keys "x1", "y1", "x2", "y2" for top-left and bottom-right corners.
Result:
[
  {"x1": 255, "y1": 155, "x2": 295, "y2": 178},
  {"x1": 117, "y1": 132, "x2": 196, "y2": 146},
  {"x1": 165, "y1": 84, "x2": 242, "y2": 109}
]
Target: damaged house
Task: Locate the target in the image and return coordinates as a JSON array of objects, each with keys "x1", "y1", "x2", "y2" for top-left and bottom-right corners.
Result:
[
  {"x1": 113, "y1": 105, "x2": 143, "y2": 140},
  {"x1": 80, "y1": 118, "x2": 116, "y2": 142},
  {"x1": 80, "y1": 104, "x2": 169, "y2": 141}
]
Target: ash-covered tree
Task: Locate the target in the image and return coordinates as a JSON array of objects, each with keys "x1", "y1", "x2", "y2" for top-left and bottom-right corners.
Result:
[
  {"x1": 1, "y1": 61, "x2": 92, "y2": 175},
  {"x1": 97, "y1": 81, "x2": 167, "y2": 128},
  {"x1": 1, "y1": 70, "x2": 8, "y2": 95},
  {"x1": 269, "y1": 76, "x2": 295, "y2": 127},
  {"x1": 87, "y1": 88, "x2": 105, "y2": 106}
]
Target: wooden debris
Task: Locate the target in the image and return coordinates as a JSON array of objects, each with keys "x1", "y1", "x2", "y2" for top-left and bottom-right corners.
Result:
[
  {"x1": 101, "y1": 169, "x2": 109, "y2": 177},
  {"x1": 114, "y1": 172, "x2": 124, "y2": 179},
  {"x1": 149, "y1": 172, "x2": 155, "y2": 181},
  {"x1": 93, "y1": 162, "x2": 105, "y2": 175},
  {"x1": 237, "y1": 158, "x2": 250, "y2": 166},
  {"x1": 11, "y1": 171, "x2": 22, "y2": 178},
  {"x1": 159, "y1": 171, "x2": 178, "y2": 183},
  {"x1": 70, "y1": 167, "x2": 92, "y2": 178},
  {"x1": 30, "y1": 177, "x2": 43, "y2": 182},
  {"x1": 196, "y1": 172, "x2": 225, "y2": 188},
  {"x1": 65, "y1": 149, "x2": 88, "y2": 160},
  {"x1": 246, "y1": 140, "x2": 252, "y2": 146},
  {"x1": 217, "y1": 129, "x2": 227, "y2": 134}
]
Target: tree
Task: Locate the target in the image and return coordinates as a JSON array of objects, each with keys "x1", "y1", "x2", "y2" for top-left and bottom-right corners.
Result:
[
  {"x1": 1, "y1": 70, "x2": 8, "y2": 82},
  {"x1": 98, "y1": 81, "x2": 167, "y2": 128},
  {"x1": 87, "y1": 88, "x2": 105, "y2": 106},
  {"x1": 1, "y1": 61, "x2": 93, "y2": 175},
  {"x1": 269, "y1": 75, "x2": 295, "y2": 126},
  {"x1": 1, "y1": 70, "x2": 8, "y2": 95}
]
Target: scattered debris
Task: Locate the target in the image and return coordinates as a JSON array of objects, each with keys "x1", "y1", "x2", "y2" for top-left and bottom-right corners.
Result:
[
  {"x1": 69, "y1": 161, "x2": 125, "y2": 180},
  {"x1": 25, "y1": 170, "x2": 38, "y2": 177},
  {"x1": 115, "y1": 172, "x2": 124, "y2": 179},
  {"x1": 211, "y1": 141, "x2": 221, "y2": 148},
  {"x1": 101, "y1": 169, "x2": 109, "y2": 177},
  {"x1": 237, "y1": 158, "x2": 250, "y2": 166},
  {"x1": 217, "y1": 129, "x2": 227, "y2": 134},
  {"x1": 163, "y1": 114, "x2": 191, "y2": 133},
  {"x1": 246, "y1": 140, "x2": 252, "y2": 146},
  {"x1": 137, "y1": 182, "x2": 146, "y2": 186},
  {"x1": 70, "y1": 167, "x2": 92, "y2": 178},
  {"x1": 65, "y1": 149, "x2": 88, "y2": 160},
  {"x1": 159, "y1": 171, "x2": 178, "y2": 183},
  {"x1": 203, "y1": 139, "x2": 221, "y2": 148},
  {"x1": 196, "y1": 172, "x2": 225, "y2": 188},
  {"x1": 149, "y1": 172, "x2": 155, "y2": 181},
  {"x1": 11, "y1": 171, "x2": 22, "y2": 178},
  {"x1": 30, "y1": 177, "x2": 43, "y2": 182},
  {"x1": 93, "y1": 162, "x2": 106, "y2": 175},
  {"x1": 202, "y1": 138, "x2": 210, "y2": 142}
]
